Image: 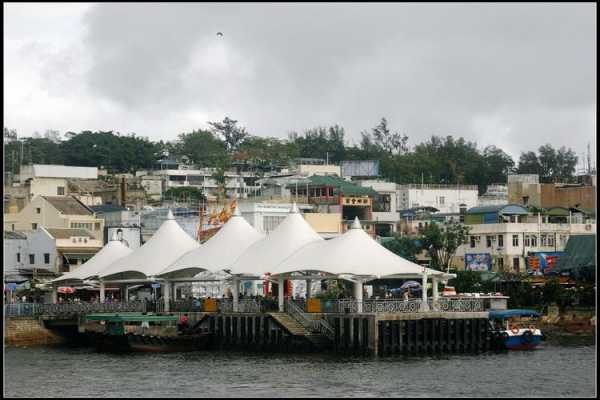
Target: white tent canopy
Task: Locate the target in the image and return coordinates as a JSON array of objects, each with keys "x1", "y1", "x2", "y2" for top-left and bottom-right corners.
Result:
[
  {"x1": 272, "y1": 217, "x2": 445, "y2": 281},
  {"x1": 157, "y1": 207, "x2": 264, "y2": 279},
  {"x1": 228, "y1": 203, "x2": 323, "y2": 278},
  {"x1": 51, "y1": 231, "x2": 133, "y2": 284},
  {"x1": 99, "y1": 210, "x2": 199, "y2": 281}
]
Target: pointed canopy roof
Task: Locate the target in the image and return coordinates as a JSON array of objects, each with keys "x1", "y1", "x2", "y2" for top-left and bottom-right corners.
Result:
[
  {"x1": 272, "y1": 217, "x2": 444, "y2": 280},
  {"x1": 51, "y1": 231, "x2": 133, "y2": 284},
  {"x1": 157, "y1": 207, "x2": 264, "y2": 279},
  {"x1": 99, "y1": 210, "x2": 199, "y2": 280},
  {"x1": 228, "y1": 203, "x2": 323, "y2": 278}
]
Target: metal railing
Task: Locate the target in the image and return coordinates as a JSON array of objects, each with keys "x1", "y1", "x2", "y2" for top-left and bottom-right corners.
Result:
[
  {"x1": 285, "y1": 299, "x2": 334, "y2": 340},
  {"x1": 334, "y1": 298, "x2": 485, "y2": 314},
  {"x1": 4, "y1": 301, "x2": 148, "y2": 317}
]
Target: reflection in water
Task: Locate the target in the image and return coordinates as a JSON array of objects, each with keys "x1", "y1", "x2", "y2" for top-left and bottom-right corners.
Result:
[{"x1": 4, "y1": 344, "x2": 596, "y2": 398}]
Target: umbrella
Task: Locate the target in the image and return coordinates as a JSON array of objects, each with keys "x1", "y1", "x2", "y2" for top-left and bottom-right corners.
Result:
[
  {"x1": 57, "y1": 287, "x2": 76, "y2": 294},
  {"x1": 400, "y1": 281, "x2": 422, "y2": 289}
]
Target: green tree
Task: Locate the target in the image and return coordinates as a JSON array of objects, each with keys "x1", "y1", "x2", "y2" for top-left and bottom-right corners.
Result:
[
  {"x1": 360, "y1": 117, "x2": 408, "y2": 155},
  {"x1": 208, "y1": 117, "x2": 249, "y2": 152},
  {"x1": 164, "y1": 187, "x2": 206, "y2": 202},
  {"x1": 178, "y1": 130, "x2": 228, "y2": 167},
  {"x1": 517, "y1": 151, "x2": 542, "y2": 175},
  {"x1": 421, "y1": 222, "x2": 471, "y2": 272},
  {"x1": 382, "y1": 235, "x2": 420, "y2": 262}
]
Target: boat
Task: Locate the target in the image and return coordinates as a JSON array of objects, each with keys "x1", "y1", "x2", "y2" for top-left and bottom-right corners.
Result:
[
  {"x1": 84, "y1": 313, "x2": 211, "y2": 353},
  {"x1": 488, "y1": 309, "x2": 545, "y2": 350}
]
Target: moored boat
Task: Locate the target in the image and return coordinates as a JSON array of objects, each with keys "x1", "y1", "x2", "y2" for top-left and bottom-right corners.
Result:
[
  {"x1": 85, "y1": 313, "x2": 211, "y2": 353},
  {"x1": 489, "y1": 309, "x2": 545, "y2": 350}
]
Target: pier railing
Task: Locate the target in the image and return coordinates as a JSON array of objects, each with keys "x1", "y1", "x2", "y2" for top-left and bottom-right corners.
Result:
[
  {"x1": 4, "y1": 301, "x2": 147, "y2": 317},
  {"x1": 285, "y1": 299, "x2": 334, "y2": 340},
  {"x1": 334, "y1": 298, "x2": 484, "y2": 314}
]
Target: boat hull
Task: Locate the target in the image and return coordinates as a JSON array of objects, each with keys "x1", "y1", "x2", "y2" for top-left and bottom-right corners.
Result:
[
  {"x1": 90, "y1": 332, "x2": 211, "y2": 353},
  {"x1": 503, "y1": 328, "x2": 543, "y2": 350}
]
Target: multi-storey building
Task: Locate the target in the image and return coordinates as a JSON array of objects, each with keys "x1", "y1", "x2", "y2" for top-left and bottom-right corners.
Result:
[
  {"x1": 4, "y1": 195, "x2": 105, "y2": 241},
  {"x1": 453, "y1": 203, "x2": 596, "y2": 274},
  {"x1": 396, "y1": 184, "x2": 479, "y2": 214}
]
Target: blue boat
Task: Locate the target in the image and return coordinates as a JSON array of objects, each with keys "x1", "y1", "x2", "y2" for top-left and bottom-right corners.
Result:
[{"x1": 489, "y1": 309, "x2": 545, "y2": 350}]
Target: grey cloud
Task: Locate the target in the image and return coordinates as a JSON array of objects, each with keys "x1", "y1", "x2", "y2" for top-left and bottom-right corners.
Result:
[{"x1": 34, "y1": 4, "x2": 600, "y2": 159}]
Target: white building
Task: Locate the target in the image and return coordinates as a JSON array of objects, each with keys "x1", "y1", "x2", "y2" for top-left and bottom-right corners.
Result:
[
  {"x1": 454, "y1": 222, "x2": 597, "y2": 274},
  {"x1": 397, "y1": 184, "x2": 479, "y2": 214},
  {"x1": 4, "y1": 229, "x2": 60, "y2": 277},
  {"x1": 237, "y1": 202, "x2": 312, "y2": 234}
]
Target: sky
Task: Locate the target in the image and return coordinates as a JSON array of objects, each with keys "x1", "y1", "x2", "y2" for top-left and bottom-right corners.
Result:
[{"x1": 3, "y1": 3, "x2": 597, "y2": 167}]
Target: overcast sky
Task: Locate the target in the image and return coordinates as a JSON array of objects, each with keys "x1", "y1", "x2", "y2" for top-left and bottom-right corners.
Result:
[{"x1": 3, "y1": 3, "x2": 596, "y2": 166}]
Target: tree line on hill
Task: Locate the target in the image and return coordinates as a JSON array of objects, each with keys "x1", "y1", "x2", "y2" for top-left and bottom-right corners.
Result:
[{"x1": 3, "y1": 117, "x2": 579, "y2": 193}]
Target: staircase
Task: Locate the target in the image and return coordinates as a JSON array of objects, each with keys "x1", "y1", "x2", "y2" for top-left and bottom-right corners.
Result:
[{"x1": 269, "y1": 312, "x2": 331, "y2": 350}]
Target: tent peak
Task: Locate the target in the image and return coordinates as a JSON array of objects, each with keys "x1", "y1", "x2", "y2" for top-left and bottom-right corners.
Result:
[
  {"x1": 351, "y1": 216, "x2": 362, "y2": 229},
  {"x1": 110, "y1": 230, "x2": 119, "y2": 241},
  {"x1": 290, "y1": 202, "x2": 299, "y2": 214},
  {"x1": 166, "y1": 209, "x2": 175, "y2": 220}
]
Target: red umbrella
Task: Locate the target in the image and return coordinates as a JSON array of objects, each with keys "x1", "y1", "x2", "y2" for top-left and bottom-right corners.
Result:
[{"x1": 57, "y1": 287, "x2": 76, "y2": 294}]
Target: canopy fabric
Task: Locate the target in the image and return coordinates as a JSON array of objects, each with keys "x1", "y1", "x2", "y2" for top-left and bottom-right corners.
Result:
[
  {"x1": 554, "y1": 234, "x2": 596, "y2": 278},
  {"x1": 488, "y1": 309, "x2": 541, "y2": 319},
  {"x1": 228, "y1": 203, "x2": 323, "y2": 278},
  {"x1": 157, "y1": 208, "x2": 264, "y2": 279},
  {"x1": 272, "y1": 217, "x2": 444, "y2": 279},
  {"x1": 99, "y1": 210, "x2": 199, "y2": 280},
  {"x1": 52, "y1": 232, "x2": 133, "y2": 284}
]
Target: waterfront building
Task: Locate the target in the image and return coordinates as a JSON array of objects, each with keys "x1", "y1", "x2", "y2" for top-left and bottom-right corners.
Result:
[
  {"x1": 396, "y1": 184, "x2": 479, "y2": 214},
  {"x1": 45, "y1": 228, "x2": 103, "y2": 273},
  {"x1": 52, "y1": 231, "x2": 132, "y2": 285},
  {"x1": 4, "y1": 229, "x2": 59, "y2": 282},
  {"x1": 4, "y1": 195, "x2": 105, "y2": 241},
  {"x1": 453, "y1": 205, "x2": 596, "y2": 274}
]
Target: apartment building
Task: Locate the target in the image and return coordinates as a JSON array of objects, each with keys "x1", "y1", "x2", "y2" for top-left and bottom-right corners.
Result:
[{"x1": 396, "y1": 184, "x2": 479, "y2": 214}]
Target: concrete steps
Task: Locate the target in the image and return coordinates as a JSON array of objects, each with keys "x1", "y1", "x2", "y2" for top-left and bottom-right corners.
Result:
[{"x1": 269, "y1": 312, "x2": 331, "y2": 349}]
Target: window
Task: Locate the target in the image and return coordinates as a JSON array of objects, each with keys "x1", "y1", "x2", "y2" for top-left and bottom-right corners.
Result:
[
  {"x1": 438, "y1": 196, "x2": 445, "y2": 205},
  {"x1": 72, "y1": 238, "x2": 77, "y2": 243},
  {"x1": 522, "y1": 196, "x2": 529, "y2": 206},
  {"x1": 560, "y1": 234, "x2": 568, "y2": 246},
  {"x1": 57, "y1": 186, "x2": 65, "y2": 195},
  {"x1": 32, "y1": 223, "x2": 38, "y2": 230},
  {"x1": 486, "y1": 236, "x2": 493, "y2": 248},
  {"x1": 44, "y1": 253, "x2": 50, "y2": 264},
  {"x1": 524, "y1": 234, "x2": 530, "y2": 247},
  {"x1": 36, "y1": 208, "x2": 41, "y2": 214},
  {"x1": 498, "y1": 235, "x2": 504, "y2": 248},
  {"x1": 548, "y1": 235, "x2": 555, "y2": 247},
  {"x1": 84, "y1": 238, "x2": 88, "y2": 243},
  {"x1": 29, "y1": 254, "x2": 35, "y2": 264},
  {"x1": 95, "y1": 223, "x2": 101, "y2": 230},
  {"x1": 513, "y1": 257, "x2": 520, "y2": 273},
  {"x1": 541, "y1": 234, "x2": 547, "y2": 247},
  {"x1": 17, "y1": 253, "x2": 21, "y2": 263},
  {"x1": 498, "y1": 257, "x2": 504, "y2": 271},
  {"x1": 12, "y1": 224, "x2": 15, "y2": 231},
  {"x1": 531, "y1": 235, "x2": 537, "y2": 247},
  {"x1": 470, "y1": 236, "x2": 476, "y2": 248},
  {"x1": 512, "y1": 235, "x2": 519, "y2": 247}
]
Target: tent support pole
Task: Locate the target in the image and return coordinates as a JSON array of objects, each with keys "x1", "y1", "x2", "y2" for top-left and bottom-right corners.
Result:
[
  {"x1": 354, "y1": 280, "x2": 363, "y2": 313},
  {"x1": 278, "y1": 276, "x2": 285, "y2": 312},
  {"x1": 99, "y1": 281, "x2": 105, "y2": 303},
  {"x1": 420, "y1": 273, "x2": 430, "y2": 312},
  {"x1": 306, "y1": 279, "x2": 312, "y2": 299},
  {"x1": 232, "y1": 277, "x2": 239, "y2": 312}
]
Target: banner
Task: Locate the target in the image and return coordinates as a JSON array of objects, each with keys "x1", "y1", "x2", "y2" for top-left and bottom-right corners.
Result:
[
  {"x1": 527, "y1": 252, "x2": 564, "y2": 275},
  {"x1": 465, "y1": 253, "x2": 492, "y2": 271}
]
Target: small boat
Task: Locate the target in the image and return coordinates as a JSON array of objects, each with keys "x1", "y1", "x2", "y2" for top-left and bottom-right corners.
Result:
[
  {"x1": 489, "y1": 309, "x2": 545, "y2": 350},
  {"x1": 84, "y1": 313, "x2": 211, "y2": 353}
]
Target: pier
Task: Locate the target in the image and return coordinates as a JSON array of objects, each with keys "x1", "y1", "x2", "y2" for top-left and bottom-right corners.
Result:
[{"x1": 5, "y1": 297, "x2": 492, "y2": 355}]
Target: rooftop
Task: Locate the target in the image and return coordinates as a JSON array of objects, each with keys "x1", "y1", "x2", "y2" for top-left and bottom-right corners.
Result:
[
  {"x1": 304, "y1": 175, "x2": 379, "y2": 196},
  {"x1": 466, "y1": 204, "x2": 529, "y2": 215},
  {"x1": 90, "y1": 204, "x2": 128, "y2": 213},
  {"x1": 45, "y1": 228, "x2": 94, "y2": 239},
  {"x1": 4, "y1": 231, "x2": 27, "y2": 240},
  {"x1": 43, "y1": 196, "x2": 94, "y2": 215}
]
